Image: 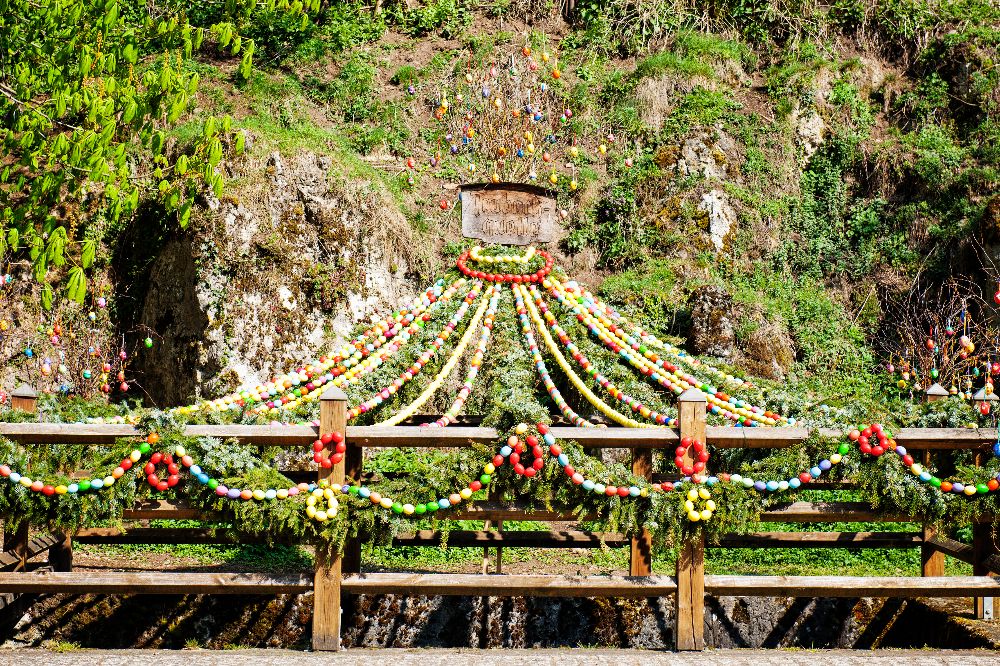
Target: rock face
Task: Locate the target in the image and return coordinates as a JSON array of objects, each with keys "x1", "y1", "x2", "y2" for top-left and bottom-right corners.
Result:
[
  {"x1": 134, "y1": 151, "x2": 421, "y2": 406},
  {"x1": 699, "y1": 189, "x2": 738, "y2": 251},
  {"x1": 687, "y1": 285, "x2": 736, "y2": 358},
  {"x1": 740, "y1": 321, "x2": 796, "y2": 380}
]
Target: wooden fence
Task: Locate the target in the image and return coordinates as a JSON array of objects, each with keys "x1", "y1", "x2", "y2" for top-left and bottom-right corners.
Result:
[{"x1": 0, "y1": 385, "x2": 998, "y2": 651}]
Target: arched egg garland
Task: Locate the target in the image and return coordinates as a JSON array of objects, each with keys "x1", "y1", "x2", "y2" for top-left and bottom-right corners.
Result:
[{"x1": 12, "y1": 245, "x2": 1000, "y2": 528}]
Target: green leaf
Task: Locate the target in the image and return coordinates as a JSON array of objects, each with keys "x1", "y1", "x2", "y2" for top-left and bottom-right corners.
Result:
[
  {"x1": 175, "y1": 154, "x2": 188, "y2": 175},
  {"x1": 41, "y1": 283, "x2": 53, "y2": 311},
  {"x1": 81, "y1": 239, "x2": 96, "y2": 269},
  {"x1": 67, "y1": 266, "x2": 87, "y2": 304}
]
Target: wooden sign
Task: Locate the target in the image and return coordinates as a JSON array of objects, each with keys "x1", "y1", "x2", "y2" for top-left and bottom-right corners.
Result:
[{"x1": 460, "y1": 183, "x2": 558, "y2": 246}]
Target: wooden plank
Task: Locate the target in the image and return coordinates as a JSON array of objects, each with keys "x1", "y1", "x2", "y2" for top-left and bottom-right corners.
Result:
[
  {"x1": 341, "y1": 573, "x2": 677, "y2": 597},
  {"x1": 73, "y1": 528, "x2": 266, "y2": 545},
  {"x1": 630, "y1": 447, "x2": 653, "y2": 576},
  {"x1": 706, "y1": 575, "x2": 1000, "y2": 597},
  {"x1": 715, "y1": 532, "x2": 921, "y2": 548},
  {"x1": 759, "y1": 502, "x2": 909, "y2": 522},
  {"x1": 926, "y1": 534, "x2": 975, "y2": 565},
  {"x1": 450, "y1": 502, "x2": 595, "y2": 521},
  {"x1": 2, "y1": 422, "x2": 996, "y2": 451},
  {"x1": 392, "y1": 530, "x2": 628, "y2": 548},
  {"x1": 314, "y1": 387, "x2": 347, "y2": 652},
  {"x1": 0, "y1": 571, "x2": 312, "y2": 594},
  {"x1": 122, "y1": 500, "x2": 209, "y2": 520},
  {"x1": 675, "y1": 388, "x2": 706, "y2": 651}
]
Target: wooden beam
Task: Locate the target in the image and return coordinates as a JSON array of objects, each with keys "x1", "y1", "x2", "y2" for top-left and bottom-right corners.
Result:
[
  {"x1": 340, "y1": 573, "x2": 678, "y2": 597},
  {"x1": 926, "y1": 534, "x2": 975, "y2": 565},
  {"x1": 972, "y1": 521, "x2": 998, "y2": 619},
  {"x1": 2, "y1": 422, "x2": 997, "y2": 451},
  {"x1": 0, "y1": 571, "x2": 311, "y2": 594},
  {"x1": 391, "y1": 530, "x2": 628, "y2": 548},
  {"x1": 759, "y1": 502, "x2": 909, "y2": 522},
  {"x1": 122, "y1": 499, "x2": 209, "y2": 520},
  {"x1": 73, "y1": 528, "x2": 267, "y2": 545},
  {"x1": 715, "y1": 532, "x2": 921, "y2": 548},
  {"x1": 705, "y1": 575, "x2": 1000, "y2": 597}
]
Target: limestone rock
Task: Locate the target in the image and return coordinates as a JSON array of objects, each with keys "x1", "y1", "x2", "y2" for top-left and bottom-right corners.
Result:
[
  {"x1": 794, "y1": 110, "x2": 826, "y2": 161},
  {"x1": 740, "y1": 321, "x2": 796, "y2": 381},
  {"x1": 699, "y1": 189, "x2": 737, "y2": 251},
  {"x1": 134, "y1": 151, "x2": 419, "y2": 405},
  {"x1": 687, "y1": 285, "x2": 736, "y2": 358}
]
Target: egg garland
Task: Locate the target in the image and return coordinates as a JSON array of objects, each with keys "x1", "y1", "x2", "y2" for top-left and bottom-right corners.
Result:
[
  {"x1": 164, "y1": 279, "x2": 464, "y2": 418},
  {"x1": 348, "y1": 282, "x2": 484, "y2": 422},
  {"x1": 850, "y1": 424, "x2": 1000, "y2": 495},
  {"x1": 520, "y1": 283, "x2": 656, "y2": 428},
  {"x1": 513, "y1": 285, "x2": 597, "y2": 427},
  {"x1": 528, "y1": 284, "x2": 678, "y2": 427},
  {"x1": 318, "y1": 456, "x2": 494, "y2": 519},
  {"x1": 469, "y1": 245, "x2": 536, "y2": 264},
  {"x1": 424, "y1": 286, "x2": 501, "y2": 428},
  {"x1": 546, "y1": 277, "x2": 782, "y2": 427},
  {"x1": 376, "y1": 284, "x2": 493, "y2": 427},
  {"x1": 0, "y1": 435, "x2": 155, "y2": 496},
  {"x1": 559, "y1": 280, "x2": 755, "y2": 393}
]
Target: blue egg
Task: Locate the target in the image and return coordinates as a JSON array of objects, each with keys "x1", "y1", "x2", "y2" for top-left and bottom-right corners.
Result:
[
  {"x1": 9, "y1": 473, "x2": 20, "y2": 483},
  {"x1": 789, "y1": 478, "x2": 801, "y2": 489},
  {"x1": 810, "y1": 466, "x2": 821, "y2": 478},
  {"x1": 819, "y1": 460, "x2": 832, "y2": 471},
  {"x1": 359, "y1": 487, "x2": 371, "y2": 499},
  {"x1": 500, "y1": 445, "x2": 512, "y2": 457},
  {"x1": 91, "y1": 479, "x2": 104, "y2": 489},
  {"x1": 919, "y1": 471, "x2": 931, "y2": 482},
  {"x1": 953, "y1": 483, "x2": 965, "y2": 493},
  {"x1": 628, "y1": 486, "x2": 640, "y2": 497},
  {"x1": 582, "y1": 480, "x2": 595, "y2": 491},
  {"x1": 557, "y1": 453, "x2": 568, "y2": 466},
  {"x1": 265, "y1": 489, "x2": 277, "y2": 500},
  {"x1": 438, "y1": 498, "x2": 450, "y2": 509},
  {"x1": 706, "y1": 477, "x2": 718, "y2": 486},
  {"x1": 67, "y1": 483, "x2": 79, "y2": 493},
  {"x1": 765, "y1": 481, "x2": 779, "y2": 492},
  {"x1": 190, "y1": 465, "x2": 202, "y2": 476}
]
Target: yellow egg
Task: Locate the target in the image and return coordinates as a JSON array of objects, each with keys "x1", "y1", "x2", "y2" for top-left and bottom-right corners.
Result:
[
  {"x1": 688, "y1": 511, "x2": 701, "y2": 522},
  {"x1": 687, "y1": 489, "x2": 698, "y2": 502},
  {"x1": 698, "y1": 487, "x2": 711, "y2": 500}
]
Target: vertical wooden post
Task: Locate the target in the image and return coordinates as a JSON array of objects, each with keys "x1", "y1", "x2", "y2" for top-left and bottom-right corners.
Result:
[
  {"x1": 675, "y1": 388, "x2": 706, "y2": 651},
  {"x1": 920, "y1": 451, "x2": 944, "y2": 577},
  {"x1": 973, "y1": 521, "x2": 998, "y2": 619},
  {"x1": 342, "y1": 431, "x2": 363, "y2": 577},
  {"x1": 629, "y1": 447, "x2": 652, "y2": 576},
  {"x1": 313, "y1": 387, "x2": 347, "y2": 651},
  {"x1": 4, "y1": 385, "x2": 36, "y2": 571}
]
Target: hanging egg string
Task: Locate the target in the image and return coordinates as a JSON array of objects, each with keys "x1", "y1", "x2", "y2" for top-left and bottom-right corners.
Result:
[
  {"x1": 348, "y1": 282, "x2": 485, "y2": 423},
  {"x1": 547, "y1": 277, "x2": 760, "y2": 398},
  {"x1": 374, "y1": 284, "x2": 494, "y2": 427},
  {"x1": 0, "y1": 432, "x2": 160, "y2": 496},
  {"x1": 517, "y1": 283, "x2": 653, "y2": 428},
  {"x1": 214, "y1": 276, "x2": 468, "y2": 419},
  {"x1": 172, "y1": 278, "x2": 466, "y2": 419},
  {"x1": 513, "y1": 284, "x2": 596, "y2": 427},
  {"x1": 544, "y1": 278, "x2": 780, "y2": 427},
  {"x1": 526, "y1": 283, "x2": 677, "y2": 427},
  {"x1": 850, "y1": 423, "x2": 1000, "y2": 495},
  {"x1": 425, "y1": 287, "x2": 501, "y2": 428}
]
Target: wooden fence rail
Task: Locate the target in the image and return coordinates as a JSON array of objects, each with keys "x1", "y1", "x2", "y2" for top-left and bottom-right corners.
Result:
[{"x1": 2, "y1": 385, "x2": 999, "y2": 650}]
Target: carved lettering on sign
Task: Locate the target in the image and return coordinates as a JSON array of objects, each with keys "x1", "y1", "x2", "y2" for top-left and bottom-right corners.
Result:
[{"x1": 461, "y1": 183, "x2": 557, "y2": 246}]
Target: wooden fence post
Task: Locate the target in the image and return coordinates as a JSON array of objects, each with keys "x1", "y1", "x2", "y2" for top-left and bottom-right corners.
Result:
[
  {"x1": 313, "y1": 386, "x2": 347, "y2": 651},
  {"x1": 973, "y1": 520, "x2": 999, "y2": 619},
  {"x1": 675, "y1": 388, "x2": 706, "y2": 651},
  {"x1": 4, "y1": 385, "x2": 36, "y2": 571},
  {"x1": 629, "y1": 447, "x2": 652, "y2": 576},
  {"x1": 920, "y1": 451, "x2": 944, "y2": 577}
]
